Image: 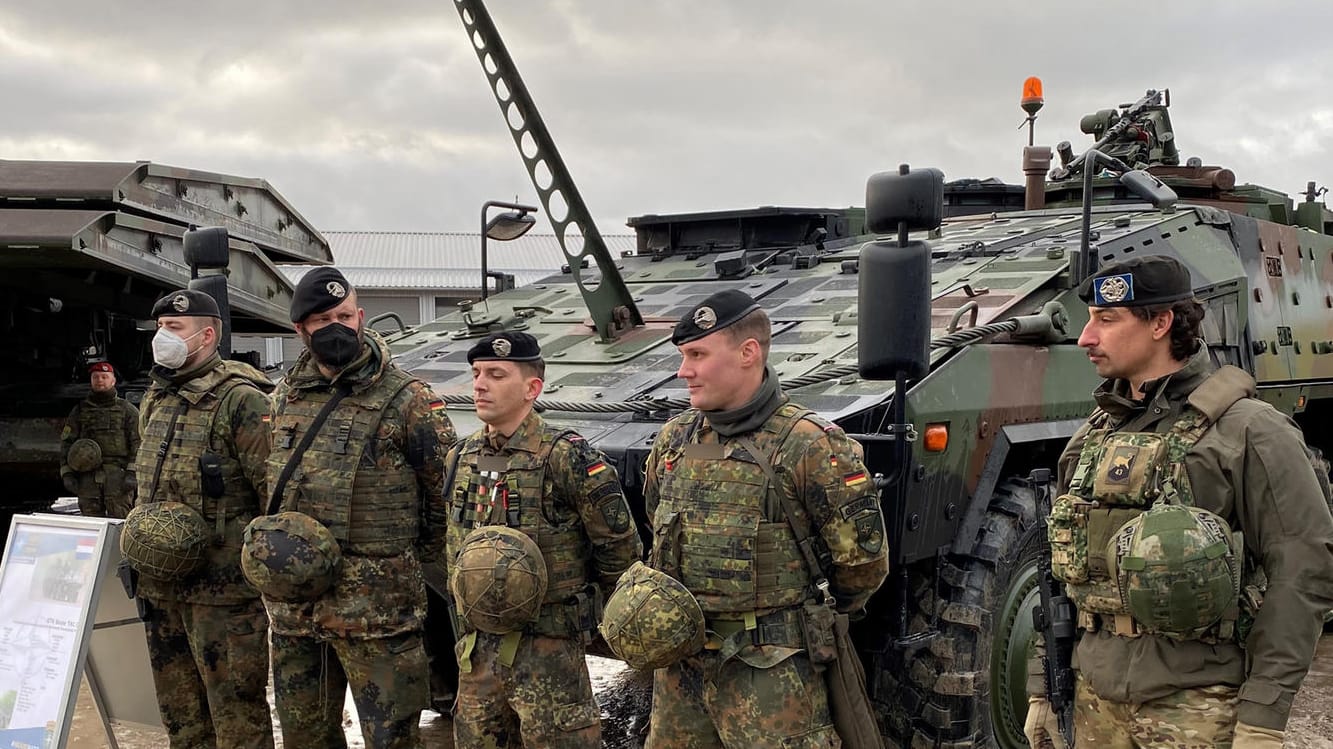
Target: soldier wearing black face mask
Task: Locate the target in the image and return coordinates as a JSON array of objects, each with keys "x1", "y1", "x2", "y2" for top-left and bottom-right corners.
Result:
[{"x1": 255, "y1": 267, "x2": 458, "y2": 749}]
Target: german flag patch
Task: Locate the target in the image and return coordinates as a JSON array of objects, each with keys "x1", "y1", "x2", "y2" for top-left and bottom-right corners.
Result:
[
  {"x1": 587, "y1": 461, "x2": 608, "y2": 477},
  {"x1": 829, "y1": 455, "x2": 838, "y2": 467},
  {"x1": 429, "y1": 399, "x2": 446, "y2": 411},
  {"x1": 843, "y1": 471, "x2": 868, "y2": 487}
]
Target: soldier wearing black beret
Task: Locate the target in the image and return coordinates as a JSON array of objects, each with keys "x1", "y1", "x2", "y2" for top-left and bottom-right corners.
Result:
[
  {"x1": 670, "y1": 288, "x2": 762, "y2": 345},
  {"x1": 132, "y1": 285, "x2": 278, "y2": 746},
  {"x1": 445, "y1": 326, "x2": 640, "y2": 747},
  {"x1": 290, "y1": 266, "x2": 354, "y2": 324},
  {"x1": 1077, "y1": 255, "x2": 1194, "y2": 308},
  {"x1": 467, "y1": 331, "x2": 543, "y2": 364},
  {"x1": 287, "y1": 266, "x2": 366, "y2": 375},
  {"x1": 636, "y1": 289, "x2": 888, "y2": 747},
  {"x1": 150, "y1": 288, "x2": 222, "y2": 320},
  {"x1": 259, "y1": 264, "x2": 457, "y2": 747},
  {"x1": 1025, "y1": 254, "x2": 1333, "y2": 748}
]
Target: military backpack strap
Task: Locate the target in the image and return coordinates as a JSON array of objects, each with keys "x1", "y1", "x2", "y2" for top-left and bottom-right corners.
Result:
[
  {"x1": 266, "y1": 383, "x2": 353, "y2": 515},
  {"x1": 143, "y1": 393, "x2": 190, "y2": 504}
]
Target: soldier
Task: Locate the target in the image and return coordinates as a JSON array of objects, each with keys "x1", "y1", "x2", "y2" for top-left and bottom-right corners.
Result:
[
  {"x1": 640, "y1": 289, "x2": 889, "y2": 748},
  {"x1": 257, "y1": 267, "x2": 456, "y2": 749},
  {"x1": 60, "y1": 361, "x2": 140, "y2": 518},
  {"x1": 1024, "y1": 256, "x2": 1333, "y2": 749},
  {"x1": 444, "y1": 330, "x2": 641, "y2": 748},
  {"x1": 127, "y1": 288, "x2": 275, "y2": 749}
]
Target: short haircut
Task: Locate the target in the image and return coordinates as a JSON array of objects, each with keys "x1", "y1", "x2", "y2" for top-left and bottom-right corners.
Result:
[
  {"x1": 724, "y1": 307, "x2": 772, "y2": 358},
  {"x1": 1128, "y1": 299, "x2": 1204, "y2": 361},
  {"x1": 518, "y1": 358, "x2": 546, "y2": 380}
]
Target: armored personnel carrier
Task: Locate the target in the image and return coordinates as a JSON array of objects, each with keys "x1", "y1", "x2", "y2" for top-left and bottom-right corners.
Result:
[
  {"x1": 390, "y1": 3, "x2": 1333, "y2": 745},
  {"x1": 0, "y1": 160, "x2": 331, "y2": 512}
]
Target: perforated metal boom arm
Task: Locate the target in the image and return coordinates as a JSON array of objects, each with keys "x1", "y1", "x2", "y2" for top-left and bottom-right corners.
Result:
[{"x1": 451, "y1": 0, "x2": 644, "y2": 340}]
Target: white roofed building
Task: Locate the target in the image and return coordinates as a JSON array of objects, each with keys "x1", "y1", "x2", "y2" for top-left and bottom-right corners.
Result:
[{"x1": 236, "y1": 231, "x2": 635, "y2": 368}]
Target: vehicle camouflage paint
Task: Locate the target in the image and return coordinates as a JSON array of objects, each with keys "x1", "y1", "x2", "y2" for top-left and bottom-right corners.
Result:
[
  {"x1": 0, "y1": 160, "x2": 331, "y2": 517},
  {"x1": 390, "y1": 4, "x2": 1333, "y2": 746}
]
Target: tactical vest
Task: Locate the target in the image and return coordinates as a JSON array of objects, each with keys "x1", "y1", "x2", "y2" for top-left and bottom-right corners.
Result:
[
  {"x1": 446, "y1": 425, "x2": 593, "y2": 636},
  {"x1": 269, "y1": 367, "x2": 420, "y2": 557},
  {"x1": 74, "y1": 397, "x2": 133, "y2": 465},
  {"x1": 650, "y1": 404, "x2": 815, "y2": 616},
  {"x1": 135, "y1": 363, "x2": 261, "y2": 542},
  {"x1": 1049, "y1": 404, "x2": 1242, "y2": 641}
]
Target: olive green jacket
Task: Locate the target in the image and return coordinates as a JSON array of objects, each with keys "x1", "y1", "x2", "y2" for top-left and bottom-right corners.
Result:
[{"x1": 1046, "y1": 350, "x2": 1333, "y2": 731}]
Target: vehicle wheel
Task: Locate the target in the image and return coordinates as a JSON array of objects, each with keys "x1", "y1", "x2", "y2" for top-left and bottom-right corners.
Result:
[{"x1": 879, "y1": 476, "x2": 1047, "y2": 748}]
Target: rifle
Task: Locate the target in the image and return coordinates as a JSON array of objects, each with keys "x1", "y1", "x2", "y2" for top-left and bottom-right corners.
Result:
[{"x1": 1029, "y1": 468, "x2": 1076, "y2": 747}]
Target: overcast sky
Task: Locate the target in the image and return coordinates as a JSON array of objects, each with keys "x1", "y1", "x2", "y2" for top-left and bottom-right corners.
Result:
[{"x1": 5, "y1": 1, "x2": 1333, "y2": 239}]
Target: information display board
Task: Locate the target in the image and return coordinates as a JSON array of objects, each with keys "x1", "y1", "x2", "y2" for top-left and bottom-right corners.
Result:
[{"x1": 0, "y1": 514, "x2": 117, "y2": 749}]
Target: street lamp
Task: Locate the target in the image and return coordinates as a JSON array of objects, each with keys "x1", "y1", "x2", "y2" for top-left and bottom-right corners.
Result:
[{"x1": 480, "y1": 200, "x2": 538, "y2": 300}]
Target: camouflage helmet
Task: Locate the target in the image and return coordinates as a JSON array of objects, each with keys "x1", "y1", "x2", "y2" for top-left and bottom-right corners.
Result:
[
  {"x1": 67, "y1": 438, "x2": 103, "y2": 472},
  {"x1": 120, "y1": 502, "x2": 208, "y2": 579},
  {"x1": 1108, "y1": 503, "x2": 1242, "y2": 639},
  {"x1": 240, "y1": 512, "x2": 342, "y2": 602},
  {"x1": 450, "y1": 525, "x2": 547, "y2": 634},
  {"x1": 599, "y1": 561, "x2": 705, "y2": 670}
]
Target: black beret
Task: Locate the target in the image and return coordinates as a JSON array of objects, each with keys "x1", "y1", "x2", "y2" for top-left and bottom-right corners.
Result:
[
  {"x1": 468, "y1": 331, "x2": 542, "y2": 364},
  {"x1": 671, "y1": 289, "x2": 761, "y2": 345},
  {"x1": 1078, "y1": 255, "x2": 1194, "y2": 308},
  {"x1": 291, "y1": 267, "x2": 354, "y2": 323},
  {"x1": 151, "y1": 289, "x2": 220, "y2": 319}
]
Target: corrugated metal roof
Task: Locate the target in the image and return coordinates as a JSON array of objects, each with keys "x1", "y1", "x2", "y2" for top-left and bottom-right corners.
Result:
[{"x1": 277, "y1": 231, "x2": 635, "y2": 290}]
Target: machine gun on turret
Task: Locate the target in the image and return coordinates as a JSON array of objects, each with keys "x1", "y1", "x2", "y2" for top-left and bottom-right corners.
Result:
[{"x1": 1052, "y1": 89, "x2": 1178, "y2": 179}]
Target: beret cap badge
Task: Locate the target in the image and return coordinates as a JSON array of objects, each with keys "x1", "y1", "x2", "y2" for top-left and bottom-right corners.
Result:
[
  {"x1": 693, "y1": 306, "x2": 717, "y2": 330},
  {"x1": 171, "y1": 294, "x2": 190, "y2": 313},
  {"x1": 492, "y1": 338, "x2": 512, "y2": 357},
  {"x1": 1096, "y1": 275, "x2": 1132, "y2": 304},
  {"x1": 326, "y1": 281, "x2": 346, "y2": 299}
]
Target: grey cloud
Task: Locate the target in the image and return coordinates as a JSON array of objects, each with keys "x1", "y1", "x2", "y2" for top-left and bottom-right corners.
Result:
[{"x1": 2, "y1": 1, "x2": 1332, "y2": 235}]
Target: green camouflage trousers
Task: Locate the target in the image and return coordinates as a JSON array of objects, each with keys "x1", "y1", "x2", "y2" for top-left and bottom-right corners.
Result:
[
  {"x1": 143, "y1": 597, "x2": 274, "y2": 749},
  {"x1": 1074, "y1": 673, "x2": 1239, "y2": 748},
  {"x1": 78, "y1": 489, "x2": 133, "y2": 519},
  {"x1": 645, "y1": 650, "x2": 839, "y2": 749},
  {"x1": 270, "y1": 632, "x2": 429, "y2": 749},
  {"x1": 452, "y1": 631, "x2": 601, "y2": 749}
]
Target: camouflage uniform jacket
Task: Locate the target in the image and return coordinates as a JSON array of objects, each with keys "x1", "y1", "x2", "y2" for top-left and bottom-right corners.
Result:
[
  {"x1": 1052, "y1": 349, "x2": 1333, "y2": 731},
  {"x1": 133, "y1": 354, "x2": 274, "y2": 604},
  {"x1": 60, "y1": 390, "x2": 140, "y2": 494},
  {"x1": 644, "y1": 397, "x2": 889, "y2": 662},
  {"x1": 444, "y1": 410, "x2": 642, "y2": 636},
  {"x1": 266, "y1": 329, "x2": 456, "y2": 639}
]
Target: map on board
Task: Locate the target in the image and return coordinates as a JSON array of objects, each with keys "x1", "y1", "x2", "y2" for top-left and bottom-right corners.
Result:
[{"x1": 0, "y1": 522, "x2": 102, "y2": 749}]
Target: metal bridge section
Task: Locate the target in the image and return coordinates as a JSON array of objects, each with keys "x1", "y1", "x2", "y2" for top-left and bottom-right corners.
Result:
[{"x1": 451, "y1": 0, "x2": 643, "y2": 341}]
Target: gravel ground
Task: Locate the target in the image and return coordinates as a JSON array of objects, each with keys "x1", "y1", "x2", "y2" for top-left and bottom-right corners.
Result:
[{"x1": 65, "y1": 636, "x2": 1333, "y2": 748}]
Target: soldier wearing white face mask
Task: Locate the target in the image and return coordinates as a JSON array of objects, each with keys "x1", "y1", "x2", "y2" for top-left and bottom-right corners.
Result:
[{"x1": 125, "y1": 288, "x2": 277, "y2": 749}]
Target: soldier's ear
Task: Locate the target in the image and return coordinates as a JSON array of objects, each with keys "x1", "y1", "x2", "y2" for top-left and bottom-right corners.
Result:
[
  {"x1": 739, "y1": 337, "x2": 763, "y2": 367},
  {"x1": 525, "y1": 376, "x2": 543, "y2": 402},
  {"x1": 1151, "y1": 309, "x2": 1175, "y2": 341}
]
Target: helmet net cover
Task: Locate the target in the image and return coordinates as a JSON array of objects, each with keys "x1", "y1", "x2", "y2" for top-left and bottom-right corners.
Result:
[
  {"x1": 450, "y1": 526, "x2": 548, "y2": 635},
  {"x1": 121, "y1": 501, "x2": 208, "y2": 578}
]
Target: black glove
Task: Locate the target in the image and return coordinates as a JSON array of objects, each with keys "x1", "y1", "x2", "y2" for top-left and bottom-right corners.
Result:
[{"x1": 62, "y1": 474, "x2": 79, "y2": 495}]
